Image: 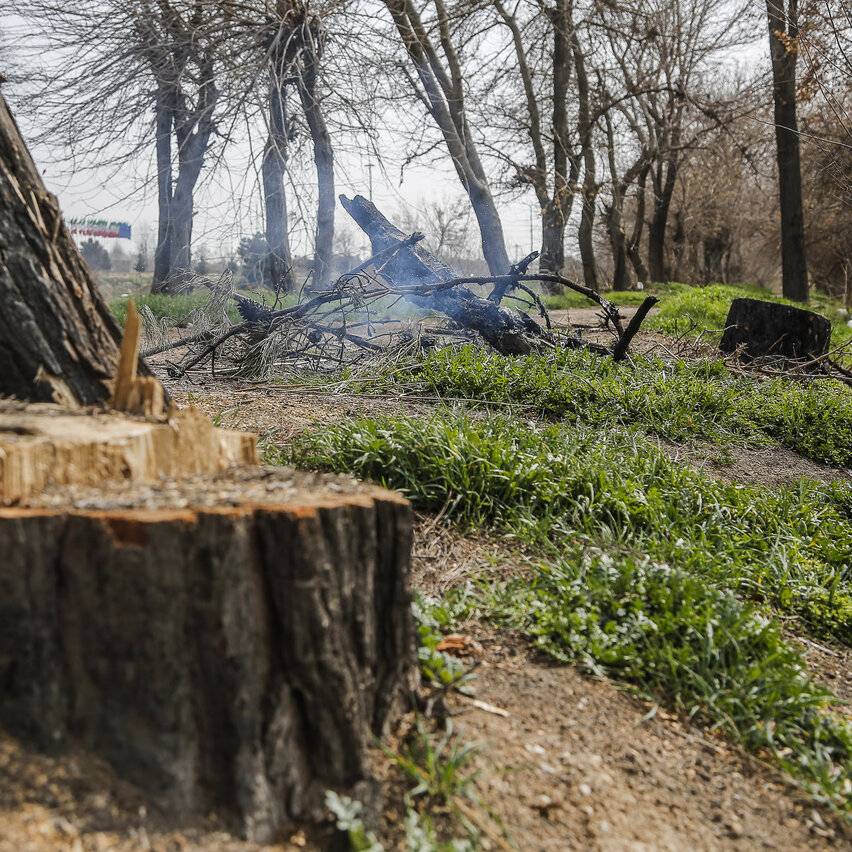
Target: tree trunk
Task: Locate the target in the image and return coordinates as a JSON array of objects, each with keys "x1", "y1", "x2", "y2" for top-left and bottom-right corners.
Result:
[
  {"x1": 606, "y1": 205, "x2": 630, "y2": 291},
  {"x1": 298, "y1": 43, "x2": 335, "y2": 290},
  {"x1": 720, "y1": 297, "x2": 829, "y2": 361},
  {"x1": 0, "y1": 94, "x2": 154, "y2": 406},
  {"x1": 648, "y1": 155, "x2": 677, "y2": 283},
  {"x1": 151, "y1": 68, "x2": 217, "y2": 294},
  {"x1": 262, "y1": 131, "x2": 294, "y2": 292},
  {"x1": 577, "y1": 179, "x2": 599, "y2": 290},
  {"x1": 627, "y1": 165, "x2": 650, "y2": 284},
  {"x1": 0, "y1": 464, "x2": 414, "y2": 843},
  {"x1": 539, "y1": 203, "x2": 565, "y2": 292},
  {"x1": 152, "y1": 88, "x2": 174, "y2": 287},
  {"x1": 766, "y1": 0, "x2": 808, "y2": 302}
]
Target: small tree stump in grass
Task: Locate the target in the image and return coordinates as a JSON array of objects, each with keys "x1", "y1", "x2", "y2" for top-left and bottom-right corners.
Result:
[
  {"x1": 0, "y1": 468, "x2": 415, "y2": 841},
  {"x1": 719, "y1": 297, "x2": 831, "y2": 362}
]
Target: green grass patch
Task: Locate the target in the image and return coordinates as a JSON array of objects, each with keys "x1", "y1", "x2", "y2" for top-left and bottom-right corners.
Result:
[
  {"x1": 290, "y1": 413, "x2": 852, "y2": 641},
  {"x1": 542, "y1": 281, "x2": 690, "y2": 311},
  {"x1": 413, "y1": 345, "x2": 852, "y2": 467},
  {"x1": 292, "y1": 413, "x2": 852, "y2": 807},
  {"x1": 457, "y1": 555, "x2": 851, "y2": 807},
  {"x1": 110, "y1": 291, "x2": 243, "y2": 326}
]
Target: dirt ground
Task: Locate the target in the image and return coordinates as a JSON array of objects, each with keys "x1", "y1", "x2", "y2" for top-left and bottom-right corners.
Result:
[{"x1": 451, "y1": 633, "x2": 849, "y2": 851}]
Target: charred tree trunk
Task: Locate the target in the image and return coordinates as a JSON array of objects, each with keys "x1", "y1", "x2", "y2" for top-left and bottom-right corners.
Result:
[
  {"x1": 0, "y1": 94, "x2": 154, "y2": 405},
  {"x1": 766, "y1": 0, "x2": 808, "y2": 303},
  {"x1": 340, "y1": 194, "x2": 550, "y2": 355},
  {"x1": 720, "y1": 298, "x2": 829, "y2": 361},
  {"x1": 0, "y1": 464, "x2": 414, "y2": 843}
]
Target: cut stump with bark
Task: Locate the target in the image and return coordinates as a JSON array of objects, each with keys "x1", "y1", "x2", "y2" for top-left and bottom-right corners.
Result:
[
  {"x1": 0, "y1": 466, "x2": 415, "y2": 842},
  {"x1": 720, "y1": 298, "x2": 831, "y2": 362}
]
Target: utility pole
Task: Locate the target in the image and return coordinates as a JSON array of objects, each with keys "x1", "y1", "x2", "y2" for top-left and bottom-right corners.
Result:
[{"x1": 367, "y1": 163, "x2": 374, "y2": 202}]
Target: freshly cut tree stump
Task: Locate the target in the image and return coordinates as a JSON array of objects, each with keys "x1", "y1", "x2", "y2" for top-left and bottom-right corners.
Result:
[
  {"x1": 720, "y1": 297, "x2": 831, "y2": 362},
  {"x1": 0, "y1": 468, "x2": 415, "y2": 841},
  {"x1": 0, "y1": 401, "x2": 257, "y2": 504}
]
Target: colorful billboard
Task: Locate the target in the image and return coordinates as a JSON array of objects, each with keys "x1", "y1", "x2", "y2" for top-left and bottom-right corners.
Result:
[{"x1": 67, "y1": 218, "x2": 132, "y2": 239}]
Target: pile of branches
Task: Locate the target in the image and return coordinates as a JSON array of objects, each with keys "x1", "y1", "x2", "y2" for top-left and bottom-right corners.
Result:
[{"x1": 150, "y1": 196, "x2": 657, "y2": 381}]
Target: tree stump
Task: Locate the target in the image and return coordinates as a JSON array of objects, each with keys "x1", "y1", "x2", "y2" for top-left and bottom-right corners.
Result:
[
  {"x1": 0, "y1": 401, "x2": 257, "y2": 503},
  {"x1": 719, "y1": 297, "x2": 831, "y2": 362},
  {"x1": 0, "y1": 466, "x2": 415, "y2": 842}
]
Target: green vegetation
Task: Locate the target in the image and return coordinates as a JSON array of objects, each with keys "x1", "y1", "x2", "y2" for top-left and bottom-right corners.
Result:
[
  {"x1": 545, "y1": 282, "x2": 851, "y2": 364},
  {"x1": 110, "y1": 291, "x2": 242, "y2": 326},
  {"x1": 542, "y1": 280, "x2": 693, "y2": 311},
  {"x1": 293, "y1": 412, "x2": 852, "y2": 806},
  {"x1": 413, "y1": 345, "x2": 852, "y2": 467},
  {"x1": 292, "y1": 414, "x2": 851, "y2": 639},
  {"x1": 459, "y1": 555, "x2": 851, "y2": 807}
]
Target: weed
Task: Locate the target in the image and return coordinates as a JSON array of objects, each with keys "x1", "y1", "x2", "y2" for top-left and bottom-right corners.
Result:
[
  {"x1": 414, "y1": 597, "x2": 474, "y2": 693},
  {"x1": 466, "y1": 552, "x2": 852, "y2": 807},
  {"x1": 413, "y1": 345, "x2": 852, "y2": 467},
  {"x1": 295, "y1": 412, "x2": 851, "y2": 806},
  {"x1": 110, "y1": 291, "x2": 246, "y2": 326}
]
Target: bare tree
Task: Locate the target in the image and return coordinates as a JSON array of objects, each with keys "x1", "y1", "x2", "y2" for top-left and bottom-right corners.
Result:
[
  {"x1": 381, "y1": 0, "x2": 511, "y2": 288},
  {"x1": 16, "y1": 1, "x2": 229, "y2": 293}
]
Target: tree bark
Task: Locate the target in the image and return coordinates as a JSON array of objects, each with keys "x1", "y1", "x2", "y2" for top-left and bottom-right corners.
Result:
[
  {"x1": 0, "y1": 94, "x2": 154, "y2": 406},
  {"x1": 0, "y1": 466, "x2": 414, "y2": 842},
  {"x1": 720, "y1": 298, "x2": 829, "y2": 361},
  {"x1": 766, "y1": 0, "x2": 808, "y2": 302},
  {"x1": 297, "y1": 31, "x2": 335, "y2": 290},
  {"x1": 262, "y1": 69, "x2": 295, "y2": 292}
]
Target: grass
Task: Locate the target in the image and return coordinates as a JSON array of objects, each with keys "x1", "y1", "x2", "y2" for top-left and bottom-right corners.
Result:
[
  {"x1": 458, "y1": 554, "x2": 851, "y2": 807},
  {"x1": 291, "y1": 412, "x2": 852, "y2": 807},
  {"x1": 412, "y1": 345, "x2": 852, "y2": 467},
  {"x1": 542, "y1": 281, "x2": 690, "y2": 311},
  {"x1": 291, "y1": 413, "x2": 851, "y2": 640},
  {"x1": 648, "y1": 283, "x2": 852, "y2": 358},
  {"x1": 110, "y1": 291, "x2": 245, "y2": 326}
]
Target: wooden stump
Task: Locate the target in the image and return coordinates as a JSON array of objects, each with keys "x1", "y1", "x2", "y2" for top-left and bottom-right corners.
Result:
[
  {"x1": 0, "y1": 401, "x2": 257, "y2": 504},
  {"x1": 0, "y1": 467, "x2": 415, "y2": 841},
  {"x1": 719, "y1": 297, "x2": 831, "y2": 362}
]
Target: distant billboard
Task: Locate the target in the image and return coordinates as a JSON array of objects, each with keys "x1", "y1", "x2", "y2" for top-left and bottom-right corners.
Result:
[{"x1": 67, "y1": 218, "x2": 132, "y2": 239}]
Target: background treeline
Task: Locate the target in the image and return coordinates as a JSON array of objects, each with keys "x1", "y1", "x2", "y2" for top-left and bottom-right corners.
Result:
[{"x1": 4, "y1": 0, "x2": 850, "y2": 302}]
